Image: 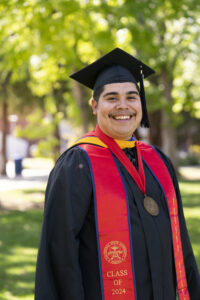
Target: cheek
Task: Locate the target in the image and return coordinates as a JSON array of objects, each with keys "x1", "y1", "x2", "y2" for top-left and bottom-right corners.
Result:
[
  {"x1": 99, "y1": 104, "x2": 111, "y2": 116},
  {"x1": 135, "y1": 101, "x2": 142, "y2": 113},
  {"x1": 129, "y1": 100, "x2": 141, "y2": 112}
]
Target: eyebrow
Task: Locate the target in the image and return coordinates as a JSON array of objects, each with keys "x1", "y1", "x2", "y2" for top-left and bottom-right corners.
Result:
[{"x1": 103, "y1": 91, "x2": 139, "y2": 97}]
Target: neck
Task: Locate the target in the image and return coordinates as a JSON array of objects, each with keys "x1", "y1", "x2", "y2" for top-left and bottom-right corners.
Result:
[{"x1": 97, "y1": 125, "x2": 134, "y2": 141}]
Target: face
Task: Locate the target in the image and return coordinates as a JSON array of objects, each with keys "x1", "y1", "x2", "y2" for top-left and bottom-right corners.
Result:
[{"x1": 91, "y1": 82, "x2": 142, "y2": 140}]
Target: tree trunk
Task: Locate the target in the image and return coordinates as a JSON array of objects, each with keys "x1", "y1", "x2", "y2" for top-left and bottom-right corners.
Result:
[
  {"x1": 161, "y1": 111, "x2": 177, "y2": 164},
  {"x1": 160, "y1": 71, "x2": 177, "y2": 171},
  {"x1": 52, "y1": 121, "x2": 60, "y2": 162},
  {"x1": 72, "y1": 81, "x2": 89, "y2": 133},
  {"x1": 0, "y1": 99, "x2": 9, "y2": 175},
  {"x1": 149, "y1": 110, "x2": 162, "y2": 147},
  {"x1": 0, "y1": 72, "x2": 12, "y2": 176}
]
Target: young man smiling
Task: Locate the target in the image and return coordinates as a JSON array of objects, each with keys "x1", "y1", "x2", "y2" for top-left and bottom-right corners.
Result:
[
  {"x1": 91, "y1": 82, "x2": 142, "y2": 140},
  {"x1": 35, "y1": 48, "x2": 200, "y2": 300}
]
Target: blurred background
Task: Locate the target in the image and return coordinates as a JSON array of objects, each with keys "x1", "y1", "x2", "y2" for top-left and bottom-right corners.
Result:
[{"x1": 0, "y1": 0, "x2": 200, "y2": 299}]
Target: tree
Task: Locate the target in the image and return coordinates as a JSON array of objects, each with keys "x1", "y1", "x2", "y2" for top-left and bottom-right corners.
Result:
[
  {"x1": 94, "y1": 0, "x2": 200, "y2": 166},
  {"x1": 0, "y1": 0, "x2": 38, "y2": 174},
  {"x1": 1, "y1": 0, "x2": 200, "y2": 174}
]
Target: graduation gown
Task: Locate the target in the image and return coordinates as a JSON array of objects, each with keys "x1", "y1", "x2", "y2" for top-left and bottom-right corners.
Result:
[{"x1": 35, "y1": 145, "x2": 200, "y2": 300}]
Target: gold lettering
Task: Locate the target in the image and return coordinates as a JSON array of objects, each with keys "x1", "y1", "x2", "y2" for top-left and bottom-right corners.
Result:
[
  {"x1": 106, "y1": 269, "x2": 128, "y2": 278},
  {"x1": 113, "y1": 279, "x2": 122, "y2": 286},
  {"x1": 123, "y1": 269, "x2": 128, "y2": 276},
  {"x1": 112, "y1": 288, "x2": 126, "y2": 295},
  {"x1": 107, "y1": 271, "x2": 113, "y2": 277}
]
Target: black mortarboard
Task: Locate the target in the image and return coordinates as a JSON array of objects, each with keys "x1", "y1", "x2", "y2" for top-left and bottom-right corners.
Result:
[{"x1": 70, "y1": 48, "x2": 155, "y2": 128}]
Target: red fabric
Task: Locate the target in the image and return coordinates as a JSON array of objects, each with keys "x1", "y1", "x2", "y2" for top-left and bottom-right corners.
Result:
[
  {"x1": 80, "y1": 126, "x2": 190, "y2": 300},
  {"x1": 140, "y1": 143, "x2": 190, "y2": 300},
  {"x1": 95, "y1": 126, "x2": 145, "y2": 194},
  {"x1": 79, "y1": 144, "x2": 136, "y2": 300}
]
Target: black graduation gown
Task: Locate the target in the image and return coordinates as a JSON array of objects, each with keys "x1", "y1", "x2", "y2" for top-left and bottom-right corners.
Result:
[{"x1": 35, "y1": 145, "x2": 200, "y2": 300}]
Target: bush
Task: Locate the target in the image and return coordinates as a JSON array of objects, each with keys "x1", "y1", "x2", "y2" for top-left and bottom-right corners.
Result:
[{"x1": 179, "y1": 145, "x2": 200, "y2": 166}]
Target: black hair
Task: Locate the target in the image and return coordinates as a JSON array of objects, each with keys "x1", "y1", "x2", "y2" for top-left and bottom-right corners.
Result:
[
  {"x1": 93, "y1": 86, "x2": 105, "y2": 102},
  {"x1": 93, "y1": 83, "x2": 140, "y2": 101}
]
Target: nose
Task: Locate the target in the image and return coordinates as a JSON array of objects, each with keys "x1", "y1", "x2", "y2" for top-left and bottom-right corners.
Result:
[{"x1": 115, "y1": 98, "x2": 129, "y2": 109}]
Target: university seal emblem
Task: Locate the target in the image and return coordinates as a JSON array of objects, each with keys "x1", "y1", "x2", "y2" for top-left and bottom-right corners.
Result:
[{"x1": 103, "y1": 241, "x2": 127, "y2": 264}]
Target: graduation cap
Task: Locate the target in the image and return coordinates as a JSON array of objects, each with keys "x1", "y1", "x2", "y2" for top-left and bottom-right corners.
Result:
[{"x1": 70, "y1": 48, "x2": 155, "y2": 128}]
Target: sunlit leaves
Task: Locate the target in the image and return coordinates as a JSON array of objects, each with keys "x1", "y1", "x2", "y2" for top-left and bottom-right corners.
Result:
[{"x1": 0, "y1": 0, "x2": 200, "y2": 159}]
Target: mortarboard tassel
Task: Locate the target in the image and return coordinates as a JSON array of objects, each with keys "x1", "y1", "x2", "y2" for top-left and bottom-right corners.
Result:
[{"x1": 139, "y1": 66, "x2": 150, "y2": 128}]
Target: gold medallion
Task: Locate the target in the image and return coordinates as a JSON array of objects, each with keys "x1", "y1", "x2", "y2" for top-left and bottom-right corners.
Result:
[{"x1": 143, "y1": 196, "x2": 159, "y2": 216}]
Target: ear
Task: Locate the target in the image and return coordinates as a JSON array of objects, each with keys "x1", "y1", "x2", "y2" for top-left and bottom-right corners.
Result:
[{"x1": 91, "y1": 98, "x2": 98, "y2": 115}]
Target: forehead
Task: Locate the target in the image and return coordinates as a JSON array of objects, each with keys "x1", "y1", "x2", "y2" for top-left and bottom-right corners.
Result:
[{"x1": 102, "y1": 82, "x2": 138, "y2": 95}]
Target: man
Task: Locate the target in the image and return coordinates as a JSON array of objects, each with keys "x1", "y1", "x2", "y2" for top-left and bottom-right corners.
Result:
[{"x1": 35, "y1": 48, "x2": 200, "y2": 300}]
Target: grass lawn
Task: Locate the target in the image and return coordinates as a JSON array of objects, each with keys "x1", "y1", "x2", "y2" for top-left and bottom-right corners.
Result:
[
  {"x1": 0, "y1": 209, "x2": 43, "y2": 300},
  {"x1": 0, "y1": 179, "x2": 199, "y2": 299},
  {"x1": 179, "y1": 180, "x2": 200, "y2": 268}
]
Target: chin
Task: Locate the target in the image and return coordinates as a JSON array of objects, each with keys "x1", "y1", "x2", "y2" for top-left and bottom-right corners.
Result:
[{"x1": 113, "y1": 132, "x2": 132, "y2": 140}]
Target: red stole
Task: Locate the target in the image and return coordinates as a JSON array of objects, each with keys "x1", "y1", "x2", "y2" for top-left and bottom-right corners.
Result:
[
  {"x1": 140, "y1": 143, "x2": 190, "y2": 300},
  {"x1": 76, "y1": 135, "x2": 189, "y2": 300}
]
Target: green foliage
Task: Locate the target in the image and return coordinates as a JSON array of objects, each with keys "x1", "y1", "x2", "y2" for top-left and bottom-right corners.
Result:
[
  {"x1": 16, "y1": 109, "x2": 53, "y2": 140},
  {"x1": 15, "y1": 108, "x2": 61, "y2": 159},
  {"x1": 179, "y1": 145, "x2": 200, "y2": 166},
  {"x1": 0, "y1": 0, "x2": 200, "y2": 153},
  {"x1": 34, "y1": 138, "x2": 59, "y2": 158},
  {"x1": 64, "y1": 91, "x2": 82, "y2": 125},
  {"x1": 179, "y1": 154, "x2": 200, "y2": 166}
]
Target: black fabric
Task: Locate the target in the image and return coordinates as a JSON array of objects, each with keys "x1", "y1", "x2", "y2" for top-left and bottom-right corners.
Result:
[
  {"x1": 124, "y1": 147, "x2": 138, "y2": 170},
  {"x1": 35, "y1": 146, "x2": 200, "y2": 300},
  {"x1": 69, "y1": 48, "x2": 155, "y2": 90},
  {"x1": 93, "y1": 65, "x2": 137, "y2": 90}
]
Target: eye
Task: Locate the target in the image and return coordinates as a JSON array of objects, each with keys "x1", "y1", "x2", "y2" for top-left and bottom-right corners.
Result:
[
  {"x1": 107, "y1": 96, "x2": 117, "y2": 101},
  {"x1": 127, "y1": 96, "x2": 137, "y2": 100}
]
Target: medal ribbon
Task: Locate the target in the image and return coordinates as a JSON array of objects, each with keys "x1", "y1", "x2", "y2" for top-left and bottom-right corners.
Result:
[
  {"x1": 140, "y1": 144, "x2": 190, "y2": 300},
  {"x1": 79, "y1": 144, "x2": 137, "y2": 300},
  {"x1": 95, "y1": 125, "x2": 146, "y2": 195}
]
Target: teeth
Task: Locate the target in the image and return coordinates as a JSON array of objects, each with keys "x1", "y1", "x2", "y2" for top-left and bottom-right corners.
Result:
[{"x1": 114, "y1": 115, "x2": 131, "y2": 120}]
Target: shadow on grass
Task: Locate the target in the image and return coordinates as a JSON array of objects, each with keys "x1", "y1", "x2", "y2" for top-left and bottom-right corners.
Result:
[
  {"x1": 0, "y1": 188, "x2": 45, "y2": 211},
  {"x1": 0, "y1": 210, "x2": 43, "y2": 299},
  {"x1": 179, "y1": 179, "x2": 200, "y2": 186},
  {"x1": 185, "y1": 217, "x2": 200, "y2": 268},
  {"x1": 179, "y1": 180, "x2": 200, "y2": 271},
  {"x1": 23, "y1": 189, "x2": 45, "y2": 195},
  {"x1": 182, "y1": 194, "x2": 200, "y2": 207},
  {"x1": 179, "y1": 180, "x2": 200, "y2": 208}
]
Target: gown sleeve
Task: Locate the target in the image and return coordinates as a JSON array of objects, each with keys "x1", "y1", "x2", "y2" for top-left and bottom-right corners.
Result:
[
  {"x1": 35, "y1": 147, "x2": 92, "y2": 300},
  {"x1": 155, "y1": 147, "x2": 200, "y2": 300}
]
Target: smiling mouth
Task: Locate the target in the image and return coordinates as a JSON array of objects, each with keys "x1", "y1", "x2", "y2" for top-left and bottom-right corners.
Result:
[{"x1": 109, "y1": 113, "x2": 136, "y2": 120}]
